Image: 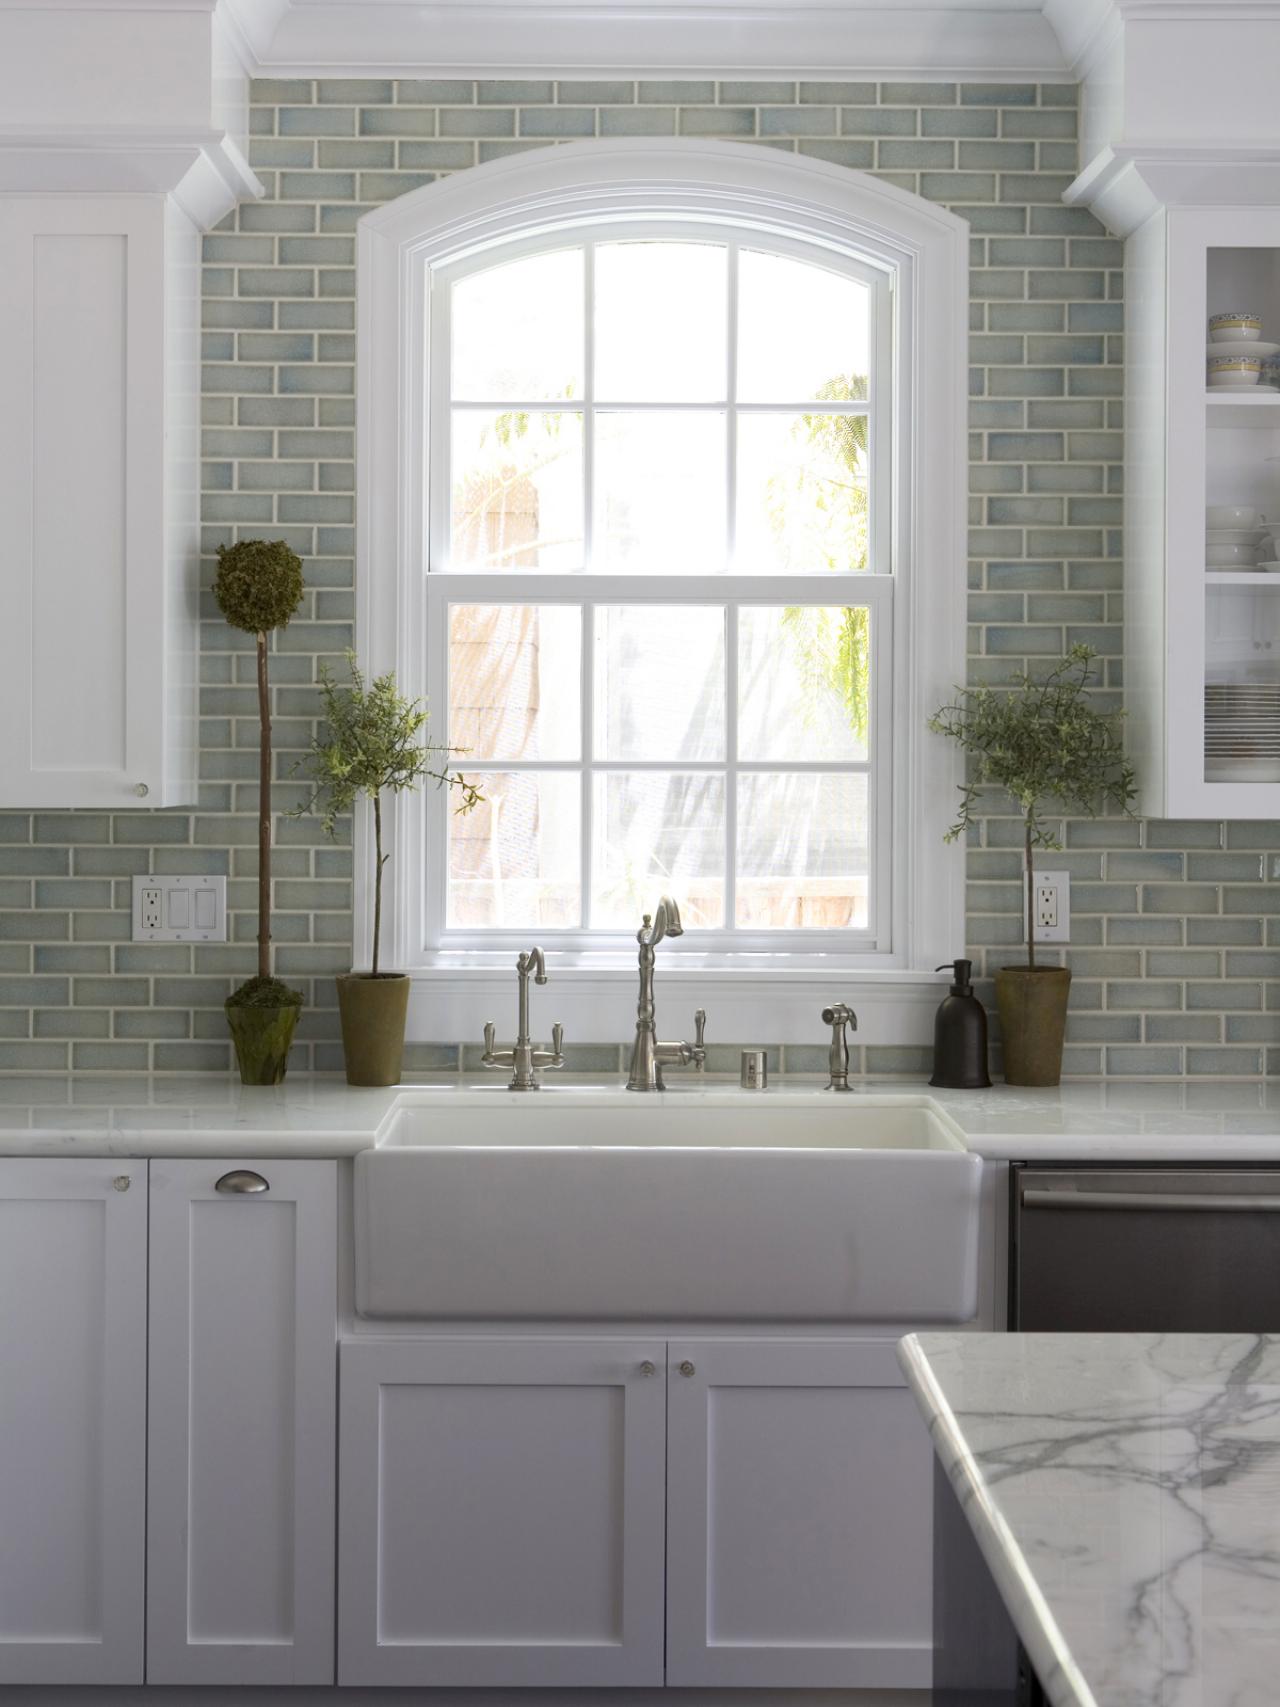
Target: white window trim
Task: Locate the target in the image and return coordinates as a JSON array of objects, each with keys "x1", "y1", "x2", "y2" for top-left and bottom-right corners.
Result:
[{"x1": 356, "y1": 139, "x2": 968, "y2": 1044}]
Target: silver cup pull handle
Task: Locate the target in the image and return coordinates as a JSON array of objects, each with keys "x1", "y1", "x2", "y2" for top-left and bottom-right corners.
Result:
[{"x1": 215, "y1": 1169, "x2": 270, "y2": 1195}]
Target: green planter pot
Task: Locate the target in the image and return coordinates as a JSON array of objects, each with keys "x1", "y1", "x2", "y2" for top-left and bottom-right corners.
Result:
[
  {"x1": 225, "y1": 1001, "x2": 300, "y2": 1086},
  {"x1": 994, "y1": 965, "x2": 1072, "y2": 1087},
  {"x1": 337, "y1": 973, "x2": 410, "y2": 1087}
]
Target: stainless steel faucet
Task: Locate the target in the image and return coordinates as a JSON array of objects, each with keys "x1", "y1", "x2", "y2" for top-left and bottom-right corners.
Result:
[
  {"x1": 626, "y1": 897, "x2": 708, "y2": 1091},
  {"x1": 481, "y1": 947, "x2": 565, "y2": 1091},
  {"x1": 822, "y1": 1002, "x2": 857, "y2": 1091}
]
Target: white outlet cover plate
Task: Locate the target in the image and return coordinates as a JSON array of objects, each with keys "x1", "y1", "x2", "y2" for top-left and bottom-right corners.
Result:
[
  {"x1": 1029, "y1": 869, "x2": 1070, "y2": 943},
  {"x1": 131, "y1": 875, "x2": 227, "y2": 943}
]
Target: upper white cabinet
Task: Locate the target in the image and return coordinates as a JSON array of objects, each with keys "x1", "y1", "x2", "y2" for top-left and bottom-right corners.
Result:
[
  {"x1": 147, "y1": 1159, "x2": 338, "y2": 1685},
  {"x1": 339, "y1": 1337, "x2": 668, "y2": 1688},
  {"x1": 0, "y1": 195, "x2": 198, "y2": 807},
  {"x1": 1129, "y1": 207, "x2": 1280, "y2": 818},
  {"x1": 665, "y1": 1339, "x2": 934, "y2": 1690},
  {"x1": 0, "y1": 1159, "x2": 146, "y2": 1684}
]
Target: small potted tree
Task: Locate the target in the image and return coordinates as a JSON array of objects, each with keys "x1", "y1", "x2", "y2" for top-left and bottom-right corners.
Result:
[
  {"x1": 929, "y1": 645, "x2": 1135, "y2": 1086},
  {"x1": 214, "y1": 539, "x2": 306, "y2": 1084},
  {"x1": 297, "y1": 655, "x2": 481, "y2": 1085}
]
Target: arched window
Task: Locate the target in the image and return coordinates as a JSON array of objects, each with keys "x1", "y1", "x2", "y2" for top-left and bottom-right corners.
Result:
[{"x1": 358, "y1": 141, "x2": 967, "y2": 1041}]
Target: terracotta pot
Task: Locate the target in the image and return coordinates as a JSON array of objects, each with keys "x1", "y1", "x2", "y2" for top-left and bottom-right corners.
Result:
[
  {"x1": 225, "y1": 1002, "x2": 300, "y2": 1086},
  {"x1": 994, "y1": 965, "x2": 1072, "y2": 1087},
  {"x1": 337, "y1": 973, "x2": 410, "y2": 1087}
]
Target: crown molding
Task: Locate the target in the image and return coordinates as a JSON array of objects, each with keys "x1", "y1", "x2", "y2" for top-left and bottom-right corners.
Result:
[
  {"x1": 218, "y1": 1, "x2": 1074, "y2": 80},
  {"x1": 0, "y1": 126, "x2": 262, "y2": 226},
  {"x1": 1065, "y1": 142, "x2": 1280, "y2": 236}
]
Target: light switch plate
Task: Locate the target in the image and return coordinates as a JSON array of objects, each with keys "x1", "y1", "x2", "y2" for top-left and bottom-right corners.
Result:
[
  {"x1": 1029, "y1": 869, "x2": 1070, "y2": 943},
  {"x1": 131, "y1": 875, "x2": 227, "y2": 943}
]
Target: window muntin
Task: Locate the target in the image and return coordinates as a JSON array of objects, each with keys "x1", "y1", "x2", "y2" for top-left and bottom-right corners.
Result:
[{"x1": 426, "y1": 224, "x2": 894, "y2": 954}]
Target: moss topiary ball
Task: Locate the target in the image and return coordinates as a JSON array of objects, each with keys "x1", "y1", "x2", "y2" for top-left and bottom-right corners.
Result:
[{"x1": 214, "y1": 539, "x2": 305, "y2": 635}]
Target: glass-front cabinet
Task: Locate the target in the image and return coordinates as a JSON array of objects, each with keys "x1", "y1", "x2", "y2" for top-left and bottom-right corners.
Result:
[{"x1": 1129, "y1": 208, "x2": 1280, "y2": 817}]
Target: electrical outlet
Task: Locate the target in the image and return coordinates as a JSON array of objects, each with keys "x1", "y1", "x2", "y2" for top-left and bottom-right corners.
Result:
[
  {"x1": 1029, "y1": 870, "x2": 1070, "y2": 943},
  {"x1": 132, "y1": 875, "x2": 227, "y2": 943}
]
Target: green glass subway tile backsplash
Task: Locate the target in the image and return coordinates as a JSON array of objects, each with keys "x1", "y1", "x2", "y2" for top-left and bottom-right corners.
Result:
[{"x1": 0, "y1": 79, "x2": 1273, "y2": 1074}]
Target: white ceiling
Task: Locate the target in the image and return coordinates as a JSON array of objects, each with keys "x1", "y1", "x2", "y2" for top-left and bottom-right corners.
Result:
[{"x1": 222, "y1": 0, "x2": 1091, "y2": 81}]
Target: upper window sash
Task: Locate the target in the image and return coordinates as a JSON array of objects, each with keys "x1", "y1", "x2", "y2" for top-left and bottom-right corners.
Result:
[{"x1": 426, "y1": 221, "x2": 895, "y2": 581}]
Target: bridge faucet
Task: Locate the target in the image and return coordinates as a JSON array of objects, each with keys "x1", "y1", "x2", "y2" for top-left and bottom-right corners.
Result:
[
  {"x1": 626, "y1": 897, "x2": 707, "y2": 1092},
  {"x1": 481, "y1": 946, "x2": 565, "y2": 1091}
]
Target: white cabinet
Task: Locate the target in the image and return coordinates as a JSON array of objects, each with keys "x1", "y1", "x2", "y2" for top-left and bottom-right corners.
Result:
[
  {"x1": 147, "y1": 1159, "x2": 338, "y2": 1685},
  {"x1": 0, "y1": 1159, "x2": 146, "y2": 1684},
  {"x1": 338, "y1": 1338, "x2": 667, "y2": 1687},
  {"x1": 1129, "y1": 206, "x2": 1280, "y2": 817},
  {"x1": 0, "y1": 195, "x2": 198, "y2": 807},
  {"x1": 665, "y1": 1339, "x2": 933, "y2": 1689}
]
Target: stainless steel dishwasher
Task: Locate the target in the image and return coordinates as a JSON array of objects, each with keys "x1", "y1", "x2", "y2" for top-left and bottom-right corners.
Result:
[{"x1": 1011, "y1": 1165, "x2": 1280, "y2": 1330}]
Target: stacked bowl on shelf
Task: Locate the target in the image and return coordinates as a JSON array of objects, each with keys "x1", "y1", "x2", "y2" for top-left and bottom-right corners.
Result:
[
  {"x1": 1208, "y1": 311, "x2": 1280, "y2": 389},
  {"x1": 1206, "y1": 505, "x2": 1278, "y2": 573}
]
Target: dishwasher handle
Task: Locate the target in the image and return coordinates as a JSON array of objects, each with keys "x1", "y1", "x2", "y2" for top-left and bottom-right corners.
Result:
[{"x1": 1022, "y1": 1188, "x2": 1280, "y2": 1214}]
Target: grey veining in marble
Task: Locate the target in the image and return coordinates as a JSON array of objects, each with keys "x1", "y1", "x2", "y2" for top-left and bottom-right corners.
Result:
[{"x1": 901, "y1": 1331, "x2": 1280, "y2": 1707}]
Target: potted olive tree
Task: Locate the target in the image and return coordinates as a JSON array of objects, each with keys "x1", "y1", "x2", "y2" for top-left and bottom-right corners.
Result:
[
  {"x1": 929, "y1": 645, "x2": 1135, "y2": 1086},
  {"x1": 214, "y1": 539, "x2": 306, "y2": 1084},
  {"x1": 297, "y1": 655, "x2": 480, "y2": 1085}
]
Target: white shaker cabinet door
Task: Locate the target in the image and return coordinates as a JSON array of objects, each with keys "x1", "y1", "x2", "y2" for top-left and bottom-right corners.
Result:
[
  {"x1": 0, "y1": 196, "x2": 198, "y2": 808},
  {"x1": 666, "y1": 1338, "x2": 934, "y2": 1690},
  {"x1": 339, "y1": 1338, "x2": 667, "y2": 1687},
  {"x1": 146, "y1": 1159, "x2": 338, "y2": 1684},
  {"x1": 0, "y1": 1159, "x2": 146, "y2": 1684}
]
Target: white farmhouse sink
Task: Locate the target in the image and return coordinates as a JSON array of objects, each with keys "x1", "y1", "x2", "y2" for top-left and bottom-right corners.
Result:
[{"x1": 355, "y1": 1090, "x2": 982, "y2": 1323}]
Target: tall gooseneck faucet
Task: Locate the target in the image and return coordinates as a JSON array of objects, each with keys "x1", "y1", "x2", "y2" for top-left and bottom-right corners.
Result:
[
  {"x1": 626, "y1": 897, "x2": 707, "y2": 1092},
  {"x1": 481, "y1": 946, "x2": 565, "y2": 1091}
]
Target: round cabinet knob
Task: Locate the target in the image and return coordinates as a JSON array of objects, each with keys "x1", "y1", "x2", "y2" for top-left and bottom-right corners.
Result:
[
  {"x1": 639, "y1": 1360, "x2": 656, "y2": 1377},
  {"x1": 679, "y1": 1360, "x2": 696, "y2": 1378},
  {"x1": 134, "y1": 782, "x2": 149, "y2": 798},
  {"x1": 112, "y1": 1175, "x2": 131, "y2": 1193},
  {"x1": 215, "y1": 1169, "x2": 270, "y2": 1195}
]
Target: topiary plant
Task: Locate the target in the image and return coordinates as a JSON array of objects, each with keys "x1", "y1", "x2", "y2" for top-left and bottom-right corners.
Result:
[
  {"x1": 214, "y1": 539, "x2": 306, "y2": 1009},
  {"x1": 295, "y1": 654, "x2": 482, "y2": 976},
  {"x1": 929, "y1": 644, "x2": 1136, "y2": 968}
]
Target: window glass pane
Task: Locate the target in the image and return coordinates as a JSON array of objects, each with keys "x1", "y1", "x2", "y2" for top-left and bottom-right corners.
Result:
[
  {"x1": 449, "y1": 604, "x2": 580, "y2": 761},
  {"x1": 447, "y1": 770, "x2": 581, "y2": 928},
  {"x1": 591, "y1": 772, "x2": 725, "y2": 928},
  {"x1": 737, "y1": 249, "x2": 871, "y2": 402},
  {"x1": 738, "y1": 605, "x2": 869, "y2": 762},
  {"x1": 735, "y1": 412, "x2": 869, "y2": 573},
  {"x1": 450, "y1": 409, "x2": 583, "y2": 570},
  {"x1": 594, "y1": 241, "x2": 727, "y2": 402},
  {"x1": 594, "y1": 605, "x2": 725, "y2": 761},
  {"x1": 451, "y1": 249, "x2": 583, "y2": 402},
  {"x1": 595, "y1": 411, "x2": 726, "y2": 573},
  {"x1": 736, "y1": 772, "x2": 869, "y2": 929}
]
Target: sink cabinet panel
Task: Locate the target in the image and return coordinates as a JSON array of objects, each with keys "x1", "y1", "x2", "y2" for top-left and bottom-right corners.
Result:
[
  {"x1": 666, "y1": 1339, "x2": 933, "y2": 1689},
  {"x1": 0, "y1": 1160, "x2": 146, "y2": 1684},
  {"x1": 338, "y1": 1338, "x2": 667, "y2": 1687},
  {"x1": 146, "y1": 1159, "x2": 338, "y2": 1685}
]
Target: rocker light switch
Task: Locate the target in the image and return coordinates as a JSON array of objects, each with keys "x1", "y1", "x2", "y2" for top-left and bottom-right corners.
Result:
[{"x1": 132, "y1": 876, "x2": 226, "y2": 943}]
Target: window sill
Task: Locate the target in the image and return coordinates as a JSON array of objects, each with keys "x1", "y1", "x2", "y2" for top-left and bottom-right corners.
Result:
[{"x1": 405, "y1": 957, "x2": 951, "y2": 1046}]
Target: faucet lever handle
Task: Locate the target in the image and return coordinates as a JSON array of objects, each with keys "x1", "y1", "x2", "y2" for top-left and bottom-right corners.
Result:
[
  {"x1": 482, "y1": 1020, "x2": 496, "y2": 1062},
  {"x1": 693, "y1": 1007, "x2": 707, "y2": 1067},
  {"x1": 551, "y1": 1022, "x2": 564, "y2": 1063}
]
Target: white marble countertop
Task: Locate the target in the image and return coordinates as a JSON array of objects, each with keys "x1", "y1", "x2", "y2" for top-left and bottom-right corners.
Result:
[
  {"x1": 899, "y1": 1331, "x2": 1280, "y2": 1707},
  {"x1": 1, "y1": 1072, "x2": 1280, "y2": 1157}
]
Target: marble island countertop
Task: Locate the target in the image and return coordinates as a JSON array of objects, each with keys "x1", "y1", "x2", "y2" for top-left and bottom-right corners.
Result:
[
  {"x1": 899, "y1": 1331, "x2": 1280, "y2": 1707},
  {"x1": 2, "y1": 1072, "x2": 1280, "y2": 1156}
]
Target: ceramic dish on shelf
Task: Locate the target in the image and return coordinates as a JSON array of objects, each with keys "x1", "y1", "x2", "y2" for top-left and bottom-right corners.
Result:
[
  {"x1": 1206, "y1": 528, "x2": 1263, "y2": 543},
  {"x1": 1205, "y1": 340, "x2": 1280, "y2": 360},
  {"x1": 1207, "y1": 505, "x2": 1264, "y2": 529},
  {"x1": 1209, "y1": 358, "x2": 1263, "y2": 387},
  {"x1": 1210, "y1": 312, "x2": 1264, "y2": 341},
  {"x1": 1207, "y1": 542, "x2": 1260, "y2": 566},
  {"x1": 1206, "y1": 564, "x2": 1259, "y2": 574},
  {"x1": 1258, "y1": 560, "x2": 1280, "y2": 572}
]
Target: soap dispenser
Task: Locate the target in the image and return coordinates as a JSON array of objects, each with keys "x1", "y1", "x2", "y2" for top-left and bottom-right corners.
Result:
[{"x1": 929, "y1": 959, "x2": 992, "y2": 1089}]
